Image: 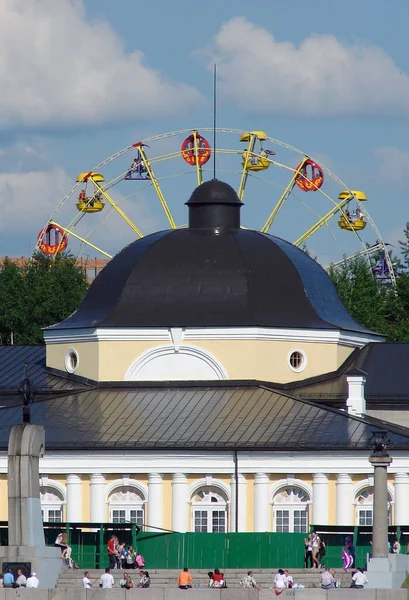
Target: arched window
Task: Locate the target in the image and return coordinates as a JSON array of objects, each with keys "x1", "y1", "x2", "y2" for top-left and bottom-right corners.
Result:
[
  {"x1": 40, "y1": 486, "x2": 64, "y2": 523},
  {"x1": 108, "y1": 487, "x2": 145, "y2": 527},
  {"x1": 355, "y1": 487, "x2": 392, "y2": 526},
  {"x1": 273, "y1": 486, "x2": 310, "y2": 533},
  {"x1": 191, "y1": 487, "x2": 228, "y2": 533}
]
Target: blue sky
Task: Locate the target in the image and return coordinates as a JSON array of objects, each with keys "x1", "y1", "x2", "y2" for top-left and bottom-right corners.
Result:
[{"x1": 1, "y1": 0, "x2": 409, "y2": 266}]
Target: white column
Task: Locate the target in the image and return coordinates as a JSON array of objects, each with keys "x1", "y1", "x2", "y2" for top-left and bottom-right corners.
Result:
[
  {"x1": 312, "y1": 473, "x2": 329, "y2": 525},
  {"x1": 336, "y1": 473, "x2": 353, "y2": 525},
  {"x1": 254, "y1": 473, "x2": 270, "y2": 532},
  {"x1": 148, "y1": 473, "x2": 163, "y2": 531},
  {"x1": 230, "y1": 474, "x2": 247, "y2": 532},
  {"x1": 90, "y1": 474, "x2": 106, "y2": 523},
  {"x1": 172, "y1": 473, "x2": 187, "y2": 532},
  {"x1": 66, "y1": 474, "x2": 83, "y2": 522},
  {"x1": 394, "y1": 473, "x2": 409, "y2": 525}
]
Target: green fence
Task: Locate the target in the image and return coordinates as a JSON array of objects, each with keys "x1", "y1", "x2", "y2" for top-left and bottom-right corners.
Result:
[
  {"x1": 0, "y1": 522, "x2": 405, "y2": 570},
  {"x1": 135, "y1": 531, "x2": 307, "y2": 569}
]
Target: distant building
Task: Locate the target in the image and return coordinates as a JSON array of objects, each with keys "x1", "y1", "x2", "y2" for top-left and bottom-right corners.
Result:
[{"x1": 0, "y1": 256, "x2": 109, "y2": 284}]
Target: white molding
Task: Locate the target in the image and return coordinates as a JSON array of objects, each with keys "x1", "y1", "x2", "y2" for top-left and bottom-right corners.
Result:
[
  {"x1": 287, "y1": 348, "x2": 307, "y2": 373},
  {"x1": 44, "y1": 326, "x2": 383, "y2": 347},
  {"x1": 187, "y1": 478, "x2": 231, "y2": 502},
  {"x1": 0, "y1": 450, "x2": 401, "y2": 475},
  {"x1": 64, "y1": 348, "x2": 79, "y2": 374},
  {"x1": 270, "y1": 478, "x2": 312, "y2": 502},
  {"x1": 39, "y1": 477, "x2": 66, "y2": 500},
  {"x1": 105, "y1": 478, "x2": 148, "y2": 502},
  {"x1": 352, "y1": 478, "x2": 395, "y2": 504},
  {"x1": 124, "y1": 344, "x2": 228, "y2": 381}
]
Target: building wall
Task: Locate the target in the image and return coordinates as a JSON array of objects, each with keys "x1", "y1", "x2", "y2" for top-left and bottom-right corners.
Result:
[
  {"x1": 0, "y1": 451, "x2": 405, "y2": 532},
  {"x1": 46, "y1": 337, "x2": 357, "y2": 383}
]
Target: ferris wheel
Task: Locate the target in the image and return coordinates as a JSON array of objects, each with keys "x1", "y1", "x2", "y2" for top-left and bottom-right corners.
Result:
[{"x1": 36, "y1": 128, "x2": 396, "y2": 285}]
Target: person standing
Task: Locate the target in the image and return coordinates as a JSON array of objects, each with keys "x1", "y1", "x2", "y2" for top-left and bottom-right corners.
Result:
[
  {"x1": 311, "y1": 530, "x2": 321, "y2": 568},
  {"x1": 26, "y1": 572, "x2": 40, "y2": 588},
  {"x1": 107, "y1": 535, "x2": 118, "y2": 569},
  {"x1": 304, "y1": 535, "x2": 313, "y2": 568},
  {"x1": 100, "y1": 568, "x2": 115, "y2": 589},
  {"x1": 178, "y1": 567, "x2": 193, "y2": 589}
]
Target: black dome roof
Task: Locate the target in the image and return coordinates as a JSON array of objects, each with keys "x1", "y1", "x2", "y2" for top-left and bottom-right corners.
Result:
[{"x1": 52, "y1": 180, "x2": 373, "y2": 334}]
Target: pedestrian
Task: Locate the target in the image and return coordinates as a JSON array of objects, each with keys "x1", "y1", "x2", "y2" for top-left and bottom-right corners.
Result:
[
  {"x1": 142, "y1": 571, "x2": 151, "y2": 588},
  {"x1": 207, "y1": 572, "x2": 214, "y2": 587},
  {"x1": 320, "y1": 567, "x2": 335, "y2": 589},
  {"x1": 119, "y1": 573, "x2": 134, "y2": 589},
  {"x1": 350, "y1": 568, "x2": 368, "y2": 589},
  {"x1": 3, "y1": 569, "x2": 14, "y2": 588},
  {"x1": 311, "y1": 530, "x2": 321, "y2": 568},
  {"x1": 100, "y1": 568, "x2": 115, "y2": 589},
  {"x1": 26, "y1": 572, "x2": 40, "y2": 588},
  {"x1": 212, "y1": 568, "x2": 225, "y2": 588},
  {"x1": 273, "y1": 569, "x2": 287, "y2": 595},
  {"x1": 15, "y1": 568, "x2": 27, "y2": 588},
  {"x1": 304, "y1": 534, "x2": 313, "y2": 568},
  {"x1": 82, "y1": 571, "x2": 95, "y2": 588},
  {"x1": 240, "y1": 570, "x2": 261, "y2": 590},
  {"x1": 178, "y1": 567, "x2": 193, "y2": 589},
  {"x1": 107, "y1": 535, "x2": 118, "y2": 569},
  {"x1": 318, "y1": 537, "x2": 326, "y2": 567},
  {"x1": 283, "y1": 570, "x2": 293, "y2": 588},
  {"x1": 346, "y1": 536, "x2": 356, "y2": 568},
  {"x1": 135, "y1": 553, "x2": 146, "y2": 568}
]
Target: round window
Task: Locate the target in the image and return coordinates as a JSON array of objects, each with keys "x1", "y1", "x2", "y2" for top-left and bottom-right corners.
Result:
[
  {"x1": 65, "y1": 349, "x2": 79, "y2": 374},
  {"x1": 288, "y1": 350, "x2": 306, "y2": 373}
]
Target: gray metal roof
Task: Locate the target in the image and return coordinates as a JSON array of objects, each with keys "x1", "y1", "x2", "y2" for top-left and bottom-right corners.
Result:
[
  {"x1": 0, "y1": 383, "x2": 408, "y2": 451},
  {"x1": 286, "y1": 343, "x2": 409, "y2": 405}
]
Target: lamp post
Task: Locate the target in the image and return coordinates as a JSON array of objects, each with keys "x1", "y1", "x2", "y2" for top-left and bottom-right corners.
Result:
[{"x1": 369, "y1": 430, "x2": 392, "y2": 558}]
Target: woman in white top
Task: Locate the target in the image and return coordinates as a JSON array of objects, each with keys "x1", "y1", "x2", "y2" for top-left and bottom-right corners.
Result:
[
  {"x1": 273, "y1": 569, "x2": 288, "y2": 594},
  {"x1": 311, "y1": 530, "x2": 321, "y2": 568}
]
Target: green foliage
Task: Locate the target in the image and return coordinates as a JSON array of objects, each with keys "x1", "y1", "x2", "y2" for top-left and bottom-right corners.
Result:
[
  {"x1": 329, "y1": 257, "x2": 409, "y2": 341},
  {"x1": 0, "y1": 252, "x2": 88, "y2": 345}
]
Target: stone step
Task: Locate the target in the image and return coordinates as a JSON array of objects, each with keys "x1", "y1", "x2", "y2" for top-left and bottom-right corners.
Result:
[{"x1": 56, "y1": 568, "x2": 353, "y2": 590}]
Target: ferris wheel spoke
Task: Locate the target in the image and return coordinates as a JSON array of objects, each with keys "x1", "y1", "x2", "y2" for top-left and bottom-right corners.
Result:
[
  {"x1": 136, "y1": 144, "x2": 176, "y2": 229},
  {"x1": 237, "y1": 134, "x2": 256, "y2": 201},
  {"x1": 85, "y1": 175, "x2": 144, "y2": 238},
  {"x1": 49, "y1": 220, "x2": 112, "y2": 258},
  {"x1": 294, "y1": 193, "x2": 353, "y2": 247},
  {"x1": 261, "y1": 156, "x2": 309, "y2": 233}
]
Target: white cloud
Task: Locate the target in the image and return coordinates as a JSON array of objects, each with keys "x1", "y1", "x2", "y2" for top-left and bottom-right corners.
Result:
[
  {"x1": 0, "y1": 166, "x2": 163, "y2": 259},
  {"x1": 0, "y1": 168, "x2": 72, "y2": 232},
  {"x1": 0, "y1": 0, "x2": 203, "y2": 130},
  {"x1": 373, "y1": 147, "x2": 409, "y2": 189},
  {"x1": 206, "y1": 17, "x2": 409, "y2": 117}
]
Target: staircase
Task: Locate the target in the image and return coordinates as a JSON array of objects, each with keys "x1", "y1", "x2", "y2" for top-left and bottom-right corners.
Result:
[{"x1": 57, "y1": 568, "x2": 353, "y2": 590}]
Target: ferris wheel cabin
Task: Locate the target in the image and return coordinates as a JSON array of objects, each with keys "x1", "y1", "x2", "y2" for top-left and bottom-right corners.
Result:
[
  {"x1": 337, "y1": 189, "x2": 367, "y2": 231},
  {"x1": 240, "y1": 131, "x2": 270, "y2": 171},
  {"x1": 75, "y1": 172, "x2": 105, "y2": 213}
]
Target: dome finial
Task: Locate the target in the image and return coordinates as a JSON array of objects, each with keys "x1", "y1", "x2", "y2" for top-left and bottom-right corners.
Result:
[{"x1": 186, "y1": 180, "x2": 243, "y2": 229}]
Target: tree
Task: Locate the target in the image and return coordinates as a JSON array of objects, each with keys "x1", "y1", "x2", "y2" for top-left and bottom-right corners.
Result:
[
  {"x1": 399, "y1": 222, "x2": 409, "y2": 269},
  {"x1": 0, "y1": 252, "x2": 88, "y2": 344},
  {"x1": 328, "y1": 257, "x2": 409, "y2": 341}
]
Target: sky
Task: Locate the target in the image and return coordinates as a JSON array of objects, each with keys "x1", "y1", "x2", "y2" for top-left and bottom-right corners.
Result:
[{"x1": 1, "y1": 0, "x2": 409, "y2": 267}]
